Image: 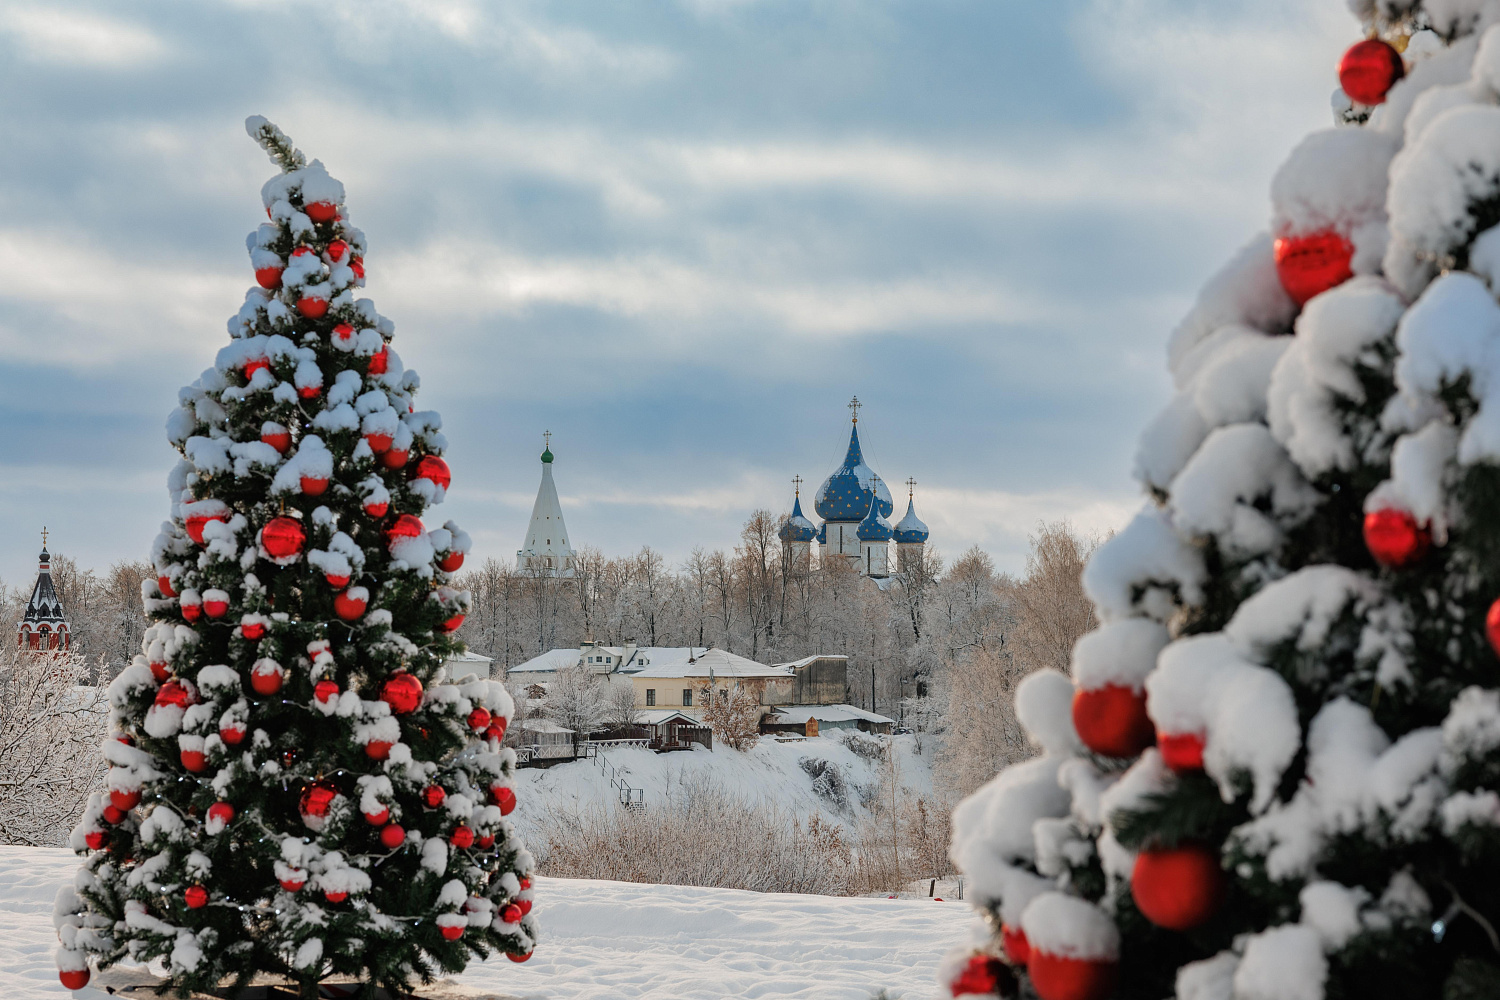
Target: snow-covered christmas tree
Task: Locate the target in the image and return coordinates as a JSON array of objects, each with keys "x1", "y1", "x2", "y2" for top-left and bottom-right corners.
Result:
[
  {"x1": 944, "y1": 5, "x2": 1500, "y2": 999},
  {"x1": 52, "y1": 118, "x2": 537, "y2": 998}
]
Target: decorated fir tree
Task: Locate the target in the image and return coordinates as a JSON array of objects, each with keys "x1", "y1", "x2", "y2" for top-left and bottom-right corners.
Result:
[
  {"x1": 52, "y1": 118, "x2": 536, "y2": 998},
  {"x1": 945, "y1": 5, "x2": 1500, "y2": 1000}
]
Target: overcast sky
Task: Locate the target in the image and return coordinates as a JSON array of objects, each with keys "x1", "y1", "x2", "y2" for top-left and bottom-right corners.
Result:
[{"x1": 0, "y1": 0, "x2": 1355, "y2": 588}]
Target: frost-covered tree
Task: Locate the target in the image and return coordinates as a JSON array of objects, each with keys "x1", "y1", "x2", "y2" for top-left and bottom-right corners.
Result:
[
  {"x1": 946, "y1": 7, "x2": 1500, "y2": 1000},
  {"x1": 53, "y1": 118, "x2": 536, "y2": 998}
]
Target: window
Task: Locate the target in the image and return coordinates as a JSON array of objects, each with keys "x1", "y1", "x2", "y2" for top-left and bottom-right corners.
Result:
[
  {"x1": 682, "y1": 689, "x2": 692, "y2": 707},
  {"x1": 646, "y1": 689, "x2": 656, "y2": 706}
]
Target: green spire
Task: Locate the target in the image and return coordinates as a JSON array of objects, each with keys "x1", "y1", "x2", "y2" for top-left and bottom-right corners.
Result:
[{"x1": 541, "y1": 429, "x2": 553, "y2": 464}]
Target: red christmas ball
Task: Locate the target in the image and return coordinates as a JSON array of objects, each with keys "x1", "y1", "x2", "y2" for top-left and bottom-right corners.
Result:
[
  {"x1": 243, "y1": 357, "x2": 270, "y2": 380},
  {"x1": 254, "y1": 266, "x2": 284, "y2": 290},
  {"x1": 1339, "y1": 38, "x2": 1404, "y2": 106},
  {"x1": 364, "y1": 500, "x2": 389, "y2": 518},
  {"x1": 300, "y1": 475, "x2": 329, "y2": 496},
  {"x1": 1487, "y1": 597, "x2": 1500, "y2": 659},
  {"x1": 381, "y1": 672, "x2": 423, "y2": 714},
  {"x1": 334, "y1": 589, "x2": 368, "y2": 621},
  {"x1": 364, "y1": 806, "x2": 390, "y2": 826},
  {"x1": 299, "y1": 383, "x2": 321, "y2": 400},
  {"x1": 262, "y1": 516, "x2": 306, "y2": 559},
  {"x1": 327, "y1": 239, "x2": 350, "y2": 263},
  {"x1": 220, "y1": 722, "x2": 246, "y2": 745},
  {"x1": 1364, "y1": 508, "x2": 1429, "y2": 568},
  {"x1": 1274, "y1": 229, "x2": 1354, "y2": 307},
  {"x1": 325, "y1": 890, "x2": 348, "y2": 904},
  {"x1": 84, "y1": 830, "x2": 107, "y2": 850},
  {"x1": 1158, "y1": 731, "x2": 1205, "y2": 772},
  {"x1": 296, "y1": 295, "x2": 328, "y2": 319},
  {"x1": 507, "y1": 951, "x2": 532, "y2": 963},
  {"x1": 241, "y1": 619, "x2": 266, "y2": 641},
  {"x1": 478, "y1": 833, "x2": 495, "y2": 848},
  {"x1": 1001, "y1": 923, "x2": 1029, "y2": 965},
  {"x1": 450, "y1": 825, "x2": 475, "y2": 849},
  {"x1": 518, "y1": 897, "x2": 532, "y2": 916},
  {"x1": 368, "y1": 345, "x2": 389, "y2": 375},
  {"x1": 351, "y1": 256, "x2": 365, "y2": 280},
  {"x1": 279, "y1": 873, "x2": 306, "y2": 892},
  {"x1": 490, "y1": 716, "x2": 509, "y2": 742},
  {"x1": 365, "y1": 431, "x2": 394, "y2": 454},
  {"x1": 950, "y1": 954, "x2": 1013, "y2": 997},
  {"x1": 423, "y1": 785, "x2": 447, "y2": 809},
  {"x1": 207, "y1": 802, "x2": 235, "y2": 827},
  {"x1": 59, "y1": 969, "x2": 90, "y2": 990},
  {"x1": 380, "y1": 823, "x2": 406, "y2": 849},
  {"x1": 493, "y1": 785, "x2": 517, "y2": 816},
  {"x1": 181, "y1": 600, "x2": 202, "y2": 623},
  {"x1": 385, "y1": 514, "x2": 424, "y2": 546},
  {"x1": 501, "y1": 903, "x2": 523, "y2": 924},
  {"x1": 203, "y1": 595, "x2": 229, "y2": 618},
  {"x1": 155, "y1": 680, "x2": 195, "y2": 709},
  {"x1": 314, "y1": 680, "x2": 340, "y2": 704},
  {"x1": 184, "y1": 512, "x2": 225, "y2": 545},
  {"x1": 291, "y1": 246, "x2": 315, "y2": 258},
  {"x1": 101, "y1": 804, "x2": 125, "y2": 825},
  {"x1": 468, "y1": 707, "x2": 492, "y2": 731},
  {"x1": 333, "y1": 322, "x2": 355, "y2": 345},
  {"x1": 1028, "y1": 952, "x2": 1118, "y2": 1000},
  {"x1": 149, "y1": 660, "x2": 170, "y2": 681},
  {"x1": 1132, "y1": 843, "x2": 1225, "y2": 931},
  {"x1": 181, "y1": 749, "x2": 207, "y2": 773},
  {"x1": 305, "y1": 201, "x2": 338, "y2": 222},
  {"x1": 110, "y1": 788, "x2": 141, "y2": 811},
  {"x1": 325, "y1": 572, "x2": 351, "y2": 588},
  {"x1": 157, "y1": 575, "x2": 176, "y2": 598},
  {"x1": 250, "y1": 662, "x2": 284, "y2": 696},
  {"x1": 438, "y1": 550, "x2": 465, "y2": 573},
  {"x1": 382, "y1": 448, "x2": 410, "y2": 470},
  {"x1": 412, "y1": 455, "x2": 452, "y2": 491},
  {"x1": 299, "y1": 782, "x2": 338, "y2": 820},
  {"x1": 365, "y1": 740, "x2": 393, "y2": 760},
  {"x1": 261, "y1": 428, "x2": 291, "y2": 454},
  {"x1": 440, "y1": 613, "x2": 466, "y2": 634},
  {"x1": 441, "y1": 923, "x2": 465, "y2": 941},
  {"x1": 1072, "y1": 684, "x2": 1154, "y2": 758},
  {"x1": 519, "y1": 876, "x2": 531, "y2": 891}
]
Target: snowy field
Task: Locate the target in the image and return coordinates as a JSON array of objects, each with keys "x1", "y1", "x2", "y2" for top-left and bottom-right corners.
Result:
[{"x1": 3, "y1": 846, "x2": 974, "y2": 1000}]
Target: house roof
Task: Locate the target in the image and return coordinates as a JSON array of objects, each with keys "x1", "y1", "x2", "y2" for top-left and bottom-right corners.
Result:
[
  {"x1": 509, "y1": 645, "x2": 789, "y2": 679},
  {"x1": 446, "y1": 650, "x2": 493, "y2": 663},
  {"x1": 773, "y1": 653, "x2": 849, "y2": 670},
  {"x1": 629, "y1": 647, "x2": 791, "y2": 680},
  {"x1": 767, "y1": 704, "x2": 894, "y2": 725},
  {"x1": 637, "y1": 709, "x2": 702, "y2": 726}
]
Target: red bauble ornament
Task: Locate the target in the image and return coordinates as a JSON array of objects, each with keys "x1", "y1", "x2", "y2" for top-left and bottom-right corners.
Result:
[
  {"x1": 950, "y1": 954, "x2": 1013, "y2": 997},
  {"x1": 468, "y1": 707, "x2": 492, "y2": 731},
  {"x1": 280, "y1": 873, "x2": 306, "y2": 892},
  {"x1": 478, "y1": 833, "x2": 495, "y2": 848},
  {"x1": 325, "y1": 890, "x2": 349, "y2": 904},
  {"x1": 423, "y1": 785, "x2": 447, "y2": 809},
  {"x1": 1364, "y1": 508, "x2": 1429, "y2": 568},
  {"x1": 1158, "y1": 731, "x2": 1205, "y2": 772},
  {"x1": 1028, "y1": 952, "x2": 1118, "y2": 1000},
  {"x1": 157, "y1": 574, "x2": 176, "y2": 598},
  {"x1": 381, "y1": 672, "x2": 423, "y2": 714},
  {"x1": 1072, "y1": 684, "x2": 1154, "y2": 758},
  {"x1": 440, "y1": 613, "x2": 466, "y2": 634},
  {"x1": 300, "y1": 782, "x2": 338, "y2": 820},
  {"x1": 365, "y1": 431, "x2": 394, "y2": 454},
  {"x1": 296, "y1": 296, "x2": 328, "y2": 319},
  {"x1": 382, "y1": 448, "x2": 410, "y2": 470},
  {"x1": 1132, "y1": 843, "x2": 1225, "y2": 931},
  {"x1": 365, "y1": 740, "x2": 393, "y2": 760},
  {"x1": 493, "y1": 785, "x2": 517, "y2": 816},
  {"x1": 1487, "y1": 597, "x2": 1500, "y2": 659},
  {"x1": 241, "y1": 619, "x2": 266, "y2": 641},
  {"x1": 299, "y1": 383, "x2": 321, "y2": 400},
  {"x1": 291, "y1": 246, "x2": 315, "y2": 258},
  {"x1": 385, "y1": 514, "x2": 424, "y2": 546},
  {"x1": 368, "y1": 345, "x2": 389, "y2": 375},
  {"x1": 243, "y1": 357, "x2": 270, "y2": 380},
  {"x1": 59, "y1": 969, "x2": 90, "y2": 990},
  {"x1": 255, "y1": 266, "x2": 284, "y2": 289},
  {"x1": 315, "y1": 679, "x2": 340, "y2": 704},
  {"x1": 325, "y1": 572, "x2": 351, "y2": 588},
  {"x1": 364, "y1": 500, "x2": 389, "y2": 518},
  {"x1": 250, "y1": 662, "x2": 284, "y2": 696},
  {"x1": 1274, "y1": 229, "x2": 1354, "y2": 307},
  {"x1": 110, "y1": 788, "x2": 141, "y2": 811},
  {"x1": 507, "y1": 951, "x2": 532, "y2": 963},
  {"x1": 412, "y1": 455, "x2": 452, "y2": 491},
  {"x1": 156, "y1": 680, "x2": 195, "y2": 709},
  {"x1": 261, "y1": 427, "x2": 291, "y2": 453},
  {"x1": 364, "y1": 806, "x2": 390, "y2": 826},
  {"x1": 84, "y1": 830, "x2": 107, "y2": 850},
  {"x1": 490, "y1": 716, "x2": 509, "y2": 742},
  {"x1": 207, "y1": 801, "x2": 235, "y2": 827},
  {"x1": 149, "y1": 660, "x2": 170, "y2": 681},
  {"x1": 327, "y1": 239, "x2": 350, "y2": 263},
  {"x1": 1001, "y1": 923, "x2": 1029, "y2": 965},
  {"x1": 332, "y1": 322, "x2": 355, "y2": 345},
  {"x1": 181, "y1": 749, "x2": 207, "y2": 773},
  {"x1": 203, "y1": 594, "x2": 229, "y2": 618},
  {"x1": 101, "y1": 804, "x2": 125, "y2": 825},
  {"x1": 380, "y1": 823, "x2": 406, "y2": 849},
  {"x1": 220, "y1": 722, "x2": 246, "y2": 745},
  {"x1": 300, "y1": 475, "x2": 329, "y2": 496},
  {"x1": 450, "y1": 825, "x2": 475, "y2": 848},
  {"x1": 334, "y1": 589, "x2": 368, "y2": 621},
  {"x1": 351, "y1": 256, "x2": 365, "y2": 279},
  {"x1": 519, "y1": 876, "x2": 531, "y2": 891},
  {"x1": 518, "y1": 897, "x2": 532, "y2": 915},
  {"x1": 181, "y1": 600, "x2": 202, "y2": 623},
  {"x1": 184, "y1": 511, "x2": 225, "y2": 545},
  {"x1": 438, "y1": 550, "x2": 465, "y2": 573},
  {"x1": 441, "y1": 923, "x2": 465, "y2": 941},
  {"x1": 501, "y1": 903, "x2": 523, "y2": 924},
  {"x1": 262, "y1": 516, "x2": 306, "y2": 559},
  {"x1": 305, "y1": 201, "x2": 338, "y2": 222},
  {"x1": 1339, "y1": 38, "x2": 1404, "y2": 106}
]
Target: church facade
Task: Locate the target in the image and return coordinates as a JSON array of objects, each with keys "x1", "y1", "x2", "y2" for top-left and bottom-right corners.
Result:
[{"x1": 17, "y1": 531, "x2": 70, "y2": 650}]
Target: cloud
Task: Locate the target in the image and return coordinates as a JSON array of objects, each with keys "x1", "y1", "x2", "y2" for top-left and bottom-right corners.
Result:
[{"x1": 0, "y1": 5, "x2": 167, "y2": 67}]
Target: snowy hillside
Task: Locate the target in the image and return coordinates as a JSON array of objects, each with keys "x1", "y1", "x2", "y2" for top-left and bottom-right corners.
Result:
[
  {"x1": 509, "y1": 732, "x2": 937, "y2": 843},
  {"x1": 1, "y1": 845, "x2": 975, "y2": 1000}
]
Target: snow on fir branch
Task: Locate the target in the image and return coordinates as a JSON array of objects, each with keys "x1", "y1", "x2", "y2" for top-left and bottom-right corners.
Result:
[{"x1": 244, "y1": 115, "x2": 306, "y2": 172}]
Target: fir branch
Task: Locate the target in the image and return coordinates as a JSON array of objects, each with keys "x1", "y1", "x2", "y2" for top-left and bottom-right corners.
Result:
[{"x1": 244, "y1": 116, "x2": 306, "y2": 172}]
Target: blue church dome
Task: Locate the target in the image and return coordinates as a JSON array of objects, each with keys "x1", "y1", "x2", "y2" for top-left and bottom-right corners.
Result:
[
  {"x1": 893, "y1": 497, "x2": 929, "y2": 544},
  {"x1": 816, "y1": 521, "x2": 827, "y2": 545},
  {"x1": 856, "y1": 494, "x2": 894, "y2": 542},
  {"x1": 779, "y1": 495, "x2": 817, "y2": 544},
  {"x1": 815, "y1": 424, "x2": 893, "y2": 522}
]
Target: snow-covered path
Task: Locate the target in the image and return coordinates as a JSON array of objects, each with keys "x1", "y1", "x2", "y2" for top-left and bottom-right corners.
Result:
[{"x1": 3, "y1": 846, "x2": 973, "y2": 999}]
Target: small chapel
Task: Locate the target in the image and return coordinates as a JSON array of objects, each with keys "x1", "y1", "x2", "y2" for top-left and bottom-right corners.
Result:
[{"x1": 17, "y1": 529, "x2": 71, "y2": 650}]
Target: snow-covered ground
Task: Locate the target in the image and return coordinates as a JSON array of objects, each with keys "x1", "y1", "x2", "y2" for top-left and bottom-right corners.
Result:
[
  {"x1": 511, "y1": 732, "x2": 937, "y2": 843},
  {"x1": 2, "y1": 846, "x2": 974, "y2": 999}
]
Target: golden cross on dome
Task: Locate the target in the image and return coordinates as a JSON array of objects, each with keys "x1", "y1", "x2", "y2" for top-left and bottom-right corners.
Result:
[
  {"x1": 41, "y1": 526, "x2": 48, "y2": 549},
  {"x1": 543, "y1": 430, "x2": 552, "y2": 449},
  {"x1": 906, "y1": 477, "x2": 916, "y2": 500},
  {"x1": 792, "y1": 475, "x2": 803, "y2": 496},
  {"x1": 848, "y1": 396, "x2": 861, "y2": 424}
]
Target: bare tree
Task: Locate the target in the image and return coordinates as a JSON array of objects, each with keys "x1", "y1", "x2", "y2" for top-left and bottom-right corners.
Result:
[
  {"x1": 700, "y1": 679, "x2": 765, "y2": 751},
  {"x1": 547, "y1": 665, "x2": 606, "y2": 748},
  {"x1": 603, "y1": 681, "x2": 643, "y2": 728}
]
